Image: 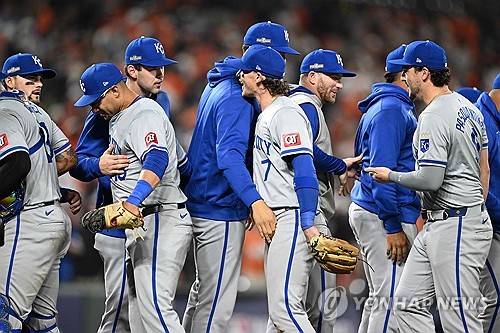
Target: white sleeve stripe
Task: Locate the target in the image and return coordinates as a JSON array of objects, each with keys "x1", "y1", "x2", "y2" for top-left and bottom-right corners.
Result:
[{"x1": 280, "y1": 147, "x2": 313, "y2": 157}]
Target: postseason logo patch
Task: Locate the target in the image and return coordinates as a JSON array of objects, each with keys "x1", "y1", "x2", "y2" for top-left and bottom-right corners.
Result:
[
  {"x1": 144, "y1": 132, "x2": 158, "y2": 147},
  {"x1": 282, "y1": 132, "x2": 301, "y2": 147},
  {"x1": 0, "y1": 134, "x2": 8, "y2": 149}
]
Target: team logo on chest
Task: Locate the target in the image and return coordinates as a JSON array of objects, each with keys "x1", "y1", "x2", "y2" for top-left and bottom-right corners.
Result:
[
  {"x1": 282, "y1": 132, "x2": 301, "y2": 147},
  {"x1": 0, "y1": 134, "x2": 9, "y2": 149},
  {"x1": 145, "y1": 132, "x2": 158, "y2": 146}
]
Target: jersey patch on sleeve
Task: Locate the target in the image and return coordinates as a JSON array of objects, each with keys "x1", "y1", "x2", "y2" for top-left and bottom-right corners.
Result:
[
  {"x1": 420, "y1": 138, "x2": 429, "y2": 153},
  {"x1": 0, "y1": 134, "x2": 9, "y2": 149},
  {"x1": 144, "y1": 132, "x2": 158, "y2": 147},
  {"x1": 282, "y1": 132, "x2": 301, "y2": 147}
]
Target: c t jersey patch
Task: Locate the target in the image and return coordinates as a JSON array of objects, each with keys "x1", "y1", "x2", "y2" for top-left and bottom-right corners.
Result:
[
  {"x1": 145, "y1": 132, "x2": 158, "y2": 147},
  {"x1": 282, "y1": 132, "x2": 301, "y2": 147},
  {"x1": 0, "y1": 134, "x2": 9, "y2": 149}
]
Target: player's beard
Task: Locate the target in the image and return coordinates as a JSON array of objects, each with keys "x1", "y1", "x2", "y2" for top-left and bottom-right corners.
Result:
[{"x1": 317, "y1": 80, "x2": 336, "y2": 104}]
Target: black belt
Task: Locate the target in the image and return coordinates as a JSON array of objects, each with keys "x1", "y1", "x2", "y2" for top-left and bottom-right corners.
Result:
[
  {"x1": 142, "y1": 203, "x2": 186, "y2": 217},
  {"x1": 421, "y1": 204, "x2": 485, "y2": 222},
  {"x1": 23, "y1": 200, "x2": 58, "y2": 211}
]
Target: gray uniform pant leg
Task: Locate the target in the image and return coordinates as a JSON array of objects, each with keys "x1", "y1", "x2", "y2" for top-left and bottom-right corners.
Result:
[
  {"x1": 126, "y1": 205, "x2": 192, "y2": 333},
  {"x1": 94, "y1": 233, "x2": 130, "y2": 333},
  {"x1": 394, "y1": 207, "x2": 492, "y2": 333},
  {"x1": 348, "y1": 202, "x2": 417, "y2": 333},
  {"x1": 479, "y1": 231, "x2": 500, "y2": 333},
  {"x1": 304, "y1": 213, "x2": 337, "y2": 333},
  {"x1": 0, "y1": 205, "x2": 71, "y2": 332},
  {"x1": 265, "y1": 209, "x2": 316, "y2": 333},
  {"x1": 182, "y1": 217, "x2": 245, "y2": 333}
]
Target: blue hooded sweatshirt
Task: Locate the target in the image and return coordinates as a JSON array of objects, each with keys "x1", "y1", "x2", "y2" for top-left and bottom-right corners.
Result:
[
  {"x1": 351, "y1": 83, "x2": 421, "y2": 233},
  {"x1": 184, "y1": 57, "x2": 261, "y2": 221},
  {"x1": 475, "y1": 92, "x2": 500, "y2": 232}
]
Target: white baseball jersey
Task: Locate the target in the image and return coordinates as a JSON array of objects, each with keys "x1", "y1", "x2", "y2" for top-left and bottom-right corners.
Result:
[
  {"x1": 109, "y1": 98, "x2": 186, "y2": 204},
  {"x1": 0, "y1": 98, "x2": 60, "y2": 204},
  {"x1": 253, "y1": 95, "x2": 313, "y2": 208},
  {"x1": 289, "y1": 89, "x2": 337, "y2": 220},
  {"x1": 413, "y1": 92, "x2": 488, "y2": 210}
]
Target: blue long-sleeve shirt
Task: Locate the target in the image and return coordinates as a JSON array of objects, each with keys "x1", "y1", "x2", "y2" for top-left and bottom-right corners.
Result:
[
  {"x1": 70, "y1": 90, "x2": 173, "y2": 238},
  {"x1": 351, "y1": 83, "x2": 421, "y2": 233},
  {"x1": 475, "y1": 92, "x2": 500, "y2": 233},
  {"x1": 184, "y1": 57, "x2": 262, "y2": 221}
]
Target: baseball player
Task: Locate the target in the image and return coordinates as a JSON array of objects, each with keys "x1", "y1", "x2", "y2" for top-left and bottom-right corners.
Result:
[
  {"x1": 228, "y1": 44, "x2": 326, "y2": 332},
  {"x1": 349, "y1": 45, "x2": 421, "y2": 333},
  {"x1": 0, "y1": 78, "x2": 75, "y2": 332},
  {"x1": 473, "y1": 75, "x2": 500, "y2": 332},
  {"x1": 69, "y1": 36, "x2": 187, "y2": 333},
  {"x1": 2, "y1": 53, "x2": 77, "y2": 175},
  {"x1": 182, "y1": 21, "x2": 299, "y2": 332},
  {"x1": 75, "y1": 63, "x2": 192, "y2": 333},
  {"x1": 289, "y1": 48, "x2": 359, "y2": 332},
  {"x1": 367, "y1": 40, "x2": 492, "y2": 332}
]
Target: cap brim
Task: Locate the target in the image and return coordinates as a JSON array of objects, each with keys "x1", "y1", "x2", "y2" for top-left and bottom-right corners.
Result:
[
  {"x1": 322, "y1": 69, "x2": 357, "y2": 77},
  {"x1": 74, "y1": 92, "x2": 101, "y2": 107},
  {"x1": 134, "y1": 58, "x2": 178, "y2": 67},
  {"x1": 224, "y1": 58, "x2": 252, "y2": 72},
  {"x1": 273, "y1": 46, "x2": 300, "y2": 55}
]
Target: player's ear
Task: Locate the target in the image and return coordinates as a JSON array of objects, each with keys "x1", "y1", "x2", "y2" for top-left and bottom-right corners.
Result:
[
  {"x1": 125, "y1": 65, "x2": 138, "y2": 79},
  {"x1": 308, "y1": 72, "x2": 317, "y2": 85},
  {"x1": 3, "y1": 77, "x2": 15, "y2": 90}
]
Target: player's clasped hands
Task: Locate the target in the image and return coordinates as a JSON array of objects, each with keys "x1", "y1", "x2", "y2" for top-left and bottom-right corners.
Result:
[
  {"x1": 338, "y1": 154, "x2": 363, "y2": 196},
  {"x1": 249, "y1": 199, "x2": 277, "y2": 243},
  {"x1": 99, "y1": 145, "x2": 130, "y2": 176}
]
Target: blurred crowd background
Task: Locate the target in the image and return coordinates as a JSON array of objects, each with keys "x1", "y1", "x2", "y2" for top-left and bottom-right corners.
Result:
[{"x1": 1, "y1": 0, "x2": 499, "y2": 331}]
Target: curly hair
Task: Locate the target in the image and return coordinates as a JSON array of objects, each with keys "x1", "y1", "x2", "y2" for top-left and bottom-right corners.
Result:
[{"x1": 261, "y1": 77, "x2": 290, "y2": 96}]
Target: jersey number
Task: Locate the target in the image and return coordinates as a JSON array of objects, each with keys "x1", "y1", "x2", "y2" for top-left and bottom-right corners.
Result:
[
  {"x1": 113, "y1": 171, "x2": 127, "y2": 182},
  {"x1": 470, "y1": 127, "x2": 481, "y2": 153},
  {"x1": 38, "y1": 121, "x2": 54, "y2": 163},
  {"x1": 261, "y1": 159, "x2": 271, "y2": 182}
]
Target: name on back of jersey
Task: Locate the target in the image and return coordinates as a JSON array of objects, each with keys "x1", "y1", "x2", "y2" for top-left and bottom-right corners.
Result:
[{"x1": 455, "y1": 106, "x2": 485, "y2": 134}]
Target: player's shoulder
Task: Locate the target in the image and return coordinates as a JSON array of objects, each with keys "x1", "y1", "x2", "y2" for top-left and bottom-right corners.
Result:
[{"x1": 130, "y1": 98, "x2": 168, "y2": 120}]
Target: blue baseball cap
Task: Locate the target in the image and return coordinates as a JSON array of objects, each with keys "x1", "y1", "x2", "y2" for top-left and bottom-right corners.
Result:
[
  {"x1": 226, "y1": 44, "x2": 285, "y2": 79},
  {"x1": 456, "y1": 87, "x2": 482, "y2": 103},
  {"x1": 244, "y1": 21, "x2": 300, "y2": 55},
  {"x1": 389, "y1": 40, "x2": 447, "y2": 70},
  {"x1": 492, "y1": 74, "x2": 500, "y2": 90},
  {"x1": 385, "y1": 44, "x2": 407, "y2": 73},
  {"x1": 300, "y1": 49, "x2": 356, "y2": 77},
  {"x1": 125, "y1": 37, "x2": 177, "y2": 67},
  {"x1": 2, "y1": 53, "x2": 56, "y2": 79},
  {"x1": 74, "y1": 63, "x2": 123, "y2": 107}
]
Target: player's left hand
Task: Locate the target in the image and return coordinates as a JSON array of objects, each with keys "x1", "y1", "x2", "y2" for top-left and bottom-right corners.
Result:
[
  {"x1": 60, "y1": 188, "x2": 82, "y2": 215},
  {"x1": 344, "y1": 154, "x2": 363, "y2": 180},
  {"x1": 337, "y1": 172, "x2": 350, "y2": 196},
  {"x1": 365, "y1": 166, "x2": 391, "y2": 183},
  {"x1": 386, "y1": 231, "x2": 409, "y2": 265}
]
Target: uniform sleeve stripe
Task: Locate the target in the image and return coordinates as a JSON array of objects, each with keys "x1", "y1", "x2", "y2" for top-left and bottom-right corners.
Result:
[
  {"x1": 140, "y1": 145, "x2": 168, "y2": 163},
  {"x1": 178, "y1": 155, "x2": 188, "y2": 167},
  {"x1": 0, "y1": 146, "x2": 29, "y2": 159},
  {"x1": 28, "y1": 136, "x2": 45, "y2": 155},
  {"x1": 482, "y1": 144, "x2": 488, "y2": 148},
  {"x1": 418, "y1": 159, "x2": 447, "y2": 167},
  {"x1": 53, "y1": 141, "x2": 71, "y2": 155},
  {"x1": 280, "y1": 147, "x2": 313, "y2": 157}
]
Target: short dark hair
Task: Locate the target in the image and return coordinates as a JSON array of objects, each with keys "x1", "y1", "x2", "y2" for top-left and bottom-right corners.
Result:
[
  {"x1": 414, "y1": 66, "x2": 451, "y2": 87},
  {"x1": 262, "y1": 77, "x2": 290, "y2": 96},
  {"x1": 384, "y1": 72, "x2": 398, "y2": 83},
  {"x1": 124, "y1": 64, "x2": 142, "y2": 78}
]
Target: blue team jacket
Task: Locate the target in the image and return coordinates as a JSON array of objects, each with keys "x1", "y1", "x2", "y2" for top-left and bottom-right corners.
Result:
[
  {"x1": 69, "y1": 91, "x2": 172, "y2": 237},
  {"x1": 184, "y1": 57, "x2": 261, "y2": 221},
  {"x1": 351, "y1": 83, "x2": 421, "y2": 234},
  {"x1": 475, "y1": 92, "x2": 500, "y2": 232}
]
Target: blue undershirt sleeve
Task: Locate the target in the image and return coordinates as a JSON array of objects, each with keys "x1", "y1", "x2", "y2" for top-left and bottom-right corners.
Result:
[
  {"x1": 313, "y1": 144, "x2": 347, "y2": 174},
  {"x1": 291, "y1": 154, "x2": 319, "y2": 230}
]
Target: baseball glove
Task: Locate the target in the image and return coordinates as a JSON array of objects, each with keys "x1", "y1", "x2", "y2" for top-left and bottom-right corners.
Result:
[
  {"x1": 80, "y1": 202, "x2": 143, "y2": 233},
  {"x1": 0, "y1": 184, "x2": 25, "y2": 223},
  {"x1": 308, "y1": 233, "x2": 359, "y2": 274}
]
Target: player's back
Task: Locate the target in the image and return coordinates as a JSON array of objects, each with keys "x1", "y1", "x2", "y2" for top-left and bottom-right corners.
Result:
[
  {"x1": 415, "y1": 92, "x2": 487, "y2": 209},
  {"x1": 0, "y1": 98, "x2": 60, "y2": 205}
]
